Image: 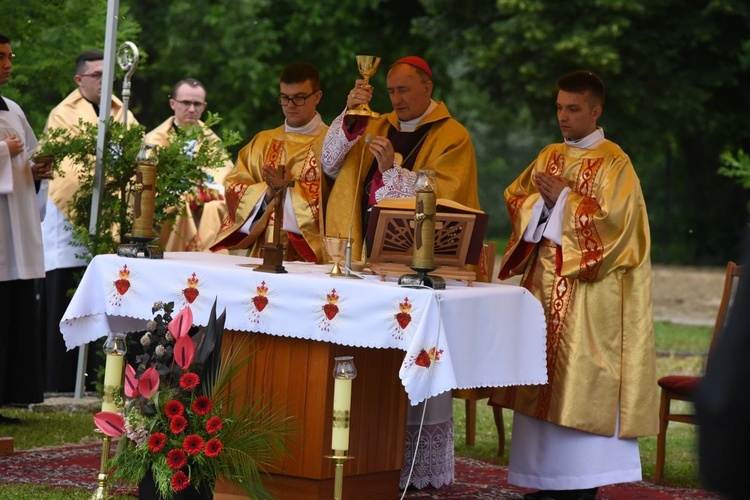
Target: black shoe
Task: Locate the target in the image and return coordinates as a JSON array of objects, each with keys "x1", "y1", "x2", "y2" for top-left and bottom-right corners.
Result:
[
  {"x1": 0, "y1": 413, "x2": 22, "y2": 424},
  {"x1": 523, "y1": 488, "x2": 598, "y2": 500}
]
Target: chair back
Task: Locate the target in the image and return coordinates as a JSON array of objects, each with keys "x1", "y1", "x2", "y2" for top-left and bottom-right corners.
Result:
[
  {"x1": 707, "y1": 262, "x2": 744, "y2": 367},
  {"x1": 476, "y1": 241, "x2": 497, "y2": 283}
]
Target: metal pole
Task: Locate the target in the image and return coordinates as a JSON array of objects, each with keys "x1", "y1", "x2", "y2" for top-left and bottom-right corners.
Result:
[{"x1": 76, "y1": 0, "x2": 120, "y2": 400}]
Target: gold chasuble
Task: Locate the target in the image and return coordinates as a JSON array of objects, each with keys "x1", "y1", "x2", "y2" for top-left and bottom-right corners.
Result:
[
  {"x1": 491, "y1": 140, "x2": 658, "y2": 439},
  {"x1": 144, "y1": 117, "x2": 233, "y2": 251},
  {"x1": 44, "y1": 89, "x2": 138, "y2": 220},
  {"x1": 325, "y1": 102, "x2": 479, "y2": 261},
  {"x1": 212, "y1": 123, "x2": 328, "y2": 262}
]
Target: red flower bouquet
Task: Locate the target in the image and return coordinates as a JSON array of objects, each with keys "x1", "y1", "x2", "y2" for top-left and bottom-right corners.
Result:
[{"x1": 94, "y1": 299, "x2": 291, "y2": 499}]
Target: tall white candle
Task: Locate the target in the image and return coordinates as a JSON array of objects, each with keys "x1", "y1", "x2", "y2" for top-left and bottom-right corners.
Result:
[
  {"x1": 332, "y1": 378, "x2": 352, "y2": 452},
  {"x1": 101, "y1": 353, "x2": 124, "y2": 412}
]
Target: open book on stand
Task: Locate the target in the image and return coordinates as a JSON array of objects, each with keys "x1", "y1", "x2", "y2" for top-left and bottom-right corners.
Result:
[{"x1": 365, "y1": 197, "x2": 489, "y2": 285}]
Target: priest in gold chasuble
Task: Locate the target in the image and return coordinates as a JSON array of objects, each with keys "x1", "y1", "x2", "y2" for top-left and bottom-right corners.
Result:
[
  {"x1": 211, "y1": 62, "x2": 328, "y2": 263},
  {"x1": 490, "y1": 71, "x2": 657, "y2": 500}
]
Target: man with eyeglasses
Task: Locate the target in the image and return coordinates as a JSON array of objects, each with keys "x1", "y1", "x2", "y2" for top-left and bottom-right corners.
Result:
[
  {"x1": 211, "y1": 62, "x2": 328, "y2": 263},
  {"x1": 0, "y1": 34, "x2": 51, "y2": 422},
  {"x1": 40, "y1": 49, "x2": 138, "y2": 394},
  {"x1": 144, "y1": 78, "x2": 232, "y2": 252}
]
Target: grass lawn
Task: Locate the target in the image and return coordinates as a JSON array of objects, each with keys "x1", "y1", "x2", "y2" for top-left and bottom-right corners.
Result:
[{"x1": 0, "y1": 321, "x2": 712, "y2": 498}]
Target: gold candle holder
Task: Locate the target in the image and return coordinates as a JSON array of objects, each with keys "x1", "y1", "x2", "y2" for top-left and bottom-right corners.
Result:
[
  {"x1": 132, "y1": 143, "x2": 158, "y2": 238},
  {"x1": 118, "y1": 143, "x2": 164, "y2": 259},
  {"x1": 399, "y1": 170, "x2": 445, "y2": 289},
  {"x1": 91, "y1": 332, "x2": 127, "y2": 500},
  {"x1": 325, "y1": 356, "x2": 357, "y2": 500}
]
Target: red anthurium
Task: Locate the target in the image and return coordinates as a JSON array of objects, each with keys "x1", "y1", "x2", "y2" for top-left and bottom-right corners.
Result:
[
  {"x1": 93, "y1": 411, "x2": 125, "y2": 437},
  {"x1": 174, "y1": 335, "x2": 195, "y2": 369},
  {"x1": 138, "y1": 366, "x2": 160, "y2": 399},
  {"x1": 124, "y1": 364, "x2": 138, "y2": 398},
  {"x1": 168, "y1": 306, "x2": 193, "y2": 339}
]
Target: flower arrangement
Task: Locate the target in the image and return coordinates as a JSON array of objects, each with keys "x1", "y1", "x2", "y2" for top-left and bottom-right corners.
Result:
[{"x1": 94, "y1": 299, "x2": 291, "y2": 499}]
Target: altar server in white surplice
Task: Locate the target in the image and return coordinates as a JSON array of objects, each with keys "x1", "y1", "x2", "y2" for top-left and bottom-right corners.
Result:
[{"x1": 0, "y1": 34, "x2": 51, "y2": 415}]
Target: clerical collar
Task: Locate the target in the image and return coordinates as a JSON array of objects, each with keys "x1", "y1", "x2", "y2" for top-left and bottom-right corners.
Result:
[
  {"x1": 285, "y1": 112, "x2": 323, "y2": 135},
  {"x1": 564, "y1": 127, "x2": 604, "y2": 149},
  {"x1": 399, "y1": 100, "x2": 437, "y2": 132}
]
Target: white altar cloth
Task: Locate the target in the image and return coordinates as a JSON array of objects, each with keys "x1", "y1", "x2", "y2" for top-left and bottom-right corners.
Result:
[{"x1": 61, "y1": 252, "x2": 547, "y2": 405}]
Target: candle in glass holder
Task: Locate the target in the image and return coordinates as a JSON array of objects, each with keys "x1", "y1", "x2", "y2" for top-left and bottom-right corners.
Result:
[
  {"x1": 331, "y1": 356, "x2": 357, "y2": 454},
  {"x1": 101, "y1": 332, "x2": 127, "y2": 412}
]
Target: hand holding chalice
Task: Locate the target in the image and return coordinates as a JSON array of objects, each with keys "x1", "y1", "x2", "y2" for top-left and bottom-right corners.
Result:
[{"x1": 345, "y1": 55, "x2": 381, "y2": 119}]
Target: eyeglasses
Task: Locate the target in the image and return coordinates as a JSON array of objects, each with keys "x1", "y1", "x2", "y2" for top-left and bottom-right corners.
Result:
[
  {"x1": 276, "y1": 92, "x2": 317, "y2": 106},
  {"x1": 173, "y1": 99, "x2": 207, "y2": 108},
  {"x1": 78, "y1": 72, "x2": 103, "y2": 79}
]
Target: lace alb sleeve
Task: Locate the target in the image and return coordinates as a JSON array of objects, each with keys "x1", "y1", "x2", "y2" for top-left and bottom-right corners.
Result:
[
  {"x1": 374, "y1": 166, "x2": 417, "y2": 202},
  {"x1": 321, "y1": 109, "x2": 359, "y2": 179}
]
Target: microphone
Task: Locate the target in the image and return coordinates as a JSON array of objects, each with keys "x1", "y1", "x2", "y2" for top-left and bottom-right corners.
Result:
[{"x1": 344, "y1": 133, "x2": 373, "y2": 277}]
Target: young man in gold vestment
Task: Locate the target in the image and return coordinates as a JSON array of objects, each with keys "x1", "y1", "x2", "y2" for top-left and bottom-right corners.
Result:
[
  {"x1": 144, "y1": 78, "x2": 232, "y2": 252},
  {"x1": 490, "y1": 70, "x2": 658, "y2": 500},
  {"x1": 40, "y1": 50, "x2": 138, "y2": 393},
  {"x1": 210, "y1": 62, "x2": 328, "y2": 263}
]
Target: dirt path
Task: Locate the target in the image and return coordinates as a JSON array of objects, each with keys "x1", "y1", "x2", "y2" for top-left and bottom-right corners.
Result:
[
  {"x1": 652, "y1": 265, "x2": 725, "y2": 326},
  {"x1": 497, "y1": 264, "x2": 726, "y2": 326}
]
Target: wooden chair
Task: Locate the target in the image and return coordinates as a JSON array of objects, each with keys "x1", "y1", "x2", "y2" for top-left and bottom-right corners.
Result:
[
  {"x1": 654, "y1": 261, "x2": 743, "y2": 481},
  {"x1": 451, "y1": 242, "x2": 506, "y2": 456}
]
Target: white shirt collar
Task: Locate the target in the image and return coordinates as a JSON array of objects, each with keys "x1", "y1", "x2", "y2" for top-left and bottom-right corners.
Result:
[
  {"x1": 285, "y1": 112, "x2": 323, "y2": 135},
  {"x1": 564, "y1": 127, "x2": 605, "y2": 149},
  {"x1": 399, "y1": 100, "x2": 437, "y2": 132}
]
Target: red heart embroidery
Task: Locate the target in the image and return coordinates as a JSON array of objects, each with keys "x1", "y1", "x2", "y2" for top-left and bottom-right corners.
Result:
[
  {"x1": 323, "y1": 303, "x2": 339, "y2": 320},
  {"x1": 395, "y1": 312, "x2": 411, "y2": 329},
  {"x1": 114, "y1": 279, "x2": 130, "y2": 295},
  {"x1": 414, "y1": 350, "x2": 431, "y2": 368},
  {"x1": 183, "y1": 287, "x2": 199, "y2": 304},
  {"x1": 253, "y1": 295, "x2": 268, "y2": 312}
]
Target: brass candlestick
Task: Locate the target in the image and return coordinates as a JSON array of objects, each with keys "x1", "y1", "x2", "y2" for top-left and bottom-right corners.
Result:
[
  {"x1": 345, "y1": 55, "x2": 381, "y2": 119},
  {"x1": 325, "y1": 356, "x2": 357, "y2": 500},
  {"x1": 91, "y1": 332, "x2": 127, "y2": 500},
  {"x1": 399, "y1": 170, "x2": 445, "y2": 289},
  {"x1": 118, "y1": 143, "x2": 163, "y2": 259}
]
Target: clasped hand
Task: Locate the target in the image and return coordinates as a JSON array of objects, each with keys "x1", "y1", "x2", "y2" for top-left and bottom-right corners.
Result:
[{"x1": 534, "y1": 172, "x2": 568, "y2": 208}]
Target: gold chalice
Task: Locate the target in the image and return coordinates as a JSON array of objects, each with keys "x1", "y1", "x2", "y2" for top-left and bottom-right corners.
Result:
[
  {"x1": 323, "y1": 237, "x2": 348, "y2": 276},
  {"x1": 345, "y1": 55, "x2": 381, "y2": 119}
]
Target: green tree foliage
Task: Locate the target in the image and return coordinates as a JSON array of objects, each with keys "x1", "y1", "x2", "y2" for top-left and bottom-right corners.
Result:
[
  {"x1": 4, "y1": 0, "x2": 750, "y2": 264},
  {"x1": 127, "y1": 0, "x2": 426, "y2": 146},
  {"x1": 2, "y1": 0, "x2": 141, "y2": 132},
  {"x1": 415, "y1": 0, "x2": 750, "y2": 263},
  {"x1": 37, "y1": 115, "x2": 239, "y2": 259}
]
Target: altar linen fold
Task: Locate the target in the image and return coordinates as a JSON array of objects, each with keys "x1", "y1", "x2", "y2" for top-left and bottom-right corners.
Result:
[{"x1": 60, "y1": 253, "x2": 547, "y2": 405}]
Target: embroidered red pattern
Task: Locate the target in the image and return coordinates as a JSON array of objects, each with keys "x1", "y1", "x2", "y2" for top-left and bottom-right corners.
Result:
[
  {"x1": 183, "y1": 272, "x2": 200, "y2": 304},
  {"x1": 220, "y1": 182, "x2": 249, "y2": 232},
  {"x1": 252, "y1": 281, "x2": 269, "y2": 312},
  {"x1": 395, "y1": 297, "x2": 412, "y2": 329},
  {"x1": 534, "y1": 275, "x2": 575, "y2": 420},
  {"x1": 575, "y1": 158, "x2": 605, "y2": 281},
  {"x1": 414, "y1": 346, "x2": 443, "y2": 368},
  {"x1": 323, "y1": 288, "x2": 340, "y2": 320},
  {"x1": 298, "y1": 146, "x2": 321, "y2": 223},
  {"x1": 114, "y1": 265, "x2": 131, "y2": 296}
]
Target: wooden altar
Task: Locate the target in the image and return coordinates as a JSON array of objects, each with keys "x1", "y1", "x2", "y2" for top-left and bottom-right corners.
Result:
[{"x1": 214, "y1": 332, "x2": 408, "y2": 500}]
